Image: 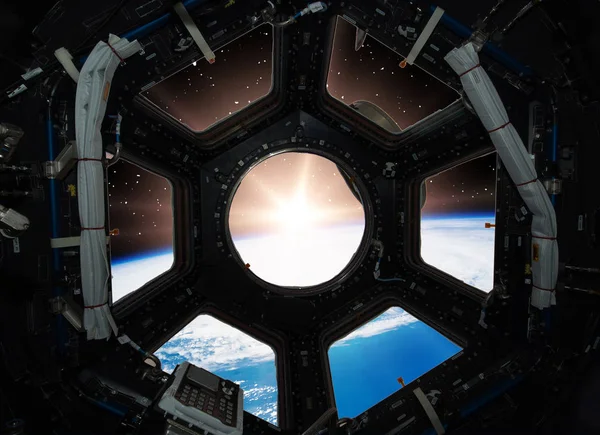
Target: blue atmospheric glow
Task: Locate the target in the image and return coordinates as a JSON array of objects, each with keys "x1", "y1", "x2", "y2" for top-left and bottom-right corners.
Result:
[
  {"x1": 111, "y1": 246, "x2": 174, "y2": 265},
  {"x1": 422, "y1": 213, "x2": 495, "y2": 221}
]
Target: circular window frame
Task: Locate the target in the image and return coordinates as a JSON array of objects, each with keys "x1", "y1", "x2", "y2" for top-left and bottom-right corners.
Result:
[{"x1": 223, "y1": 143, "x2": 375, "y2": 296}]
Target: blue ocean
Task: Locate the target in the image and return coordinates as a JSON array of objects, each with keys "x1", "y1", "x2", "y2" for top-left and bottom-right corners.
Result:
[{"x1": 329, "y1": 321, "x2": 461, "y2": 418}]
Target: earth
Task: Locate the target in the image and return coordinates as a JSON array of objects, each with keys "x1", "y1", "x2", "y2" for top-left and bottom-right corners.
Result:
[{"x1": 109, "y1": 215, "x2": 495, "y2": 422}]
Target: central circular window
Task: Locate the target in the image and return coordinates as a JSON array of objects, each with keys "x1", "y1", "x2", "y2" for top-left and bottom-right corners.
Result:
[{"x1": 228, "y1": 151, "x2": 368, "y2": 289}]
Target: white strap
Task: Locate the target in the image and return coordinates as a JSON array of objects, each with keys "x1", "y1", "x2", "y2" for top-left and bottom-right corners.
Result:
[
  {"x1": 54, "y1": 47, "x2": 80, "y2": 83},
  {"x1": 413, "y1": 387, "x2": 445, "y2": 435},
  {"x1": 50, "y1": 236, "x2": 111, "y2": 248},
  {"x1": 404, "y1": 7, "x2": 445, "y2": 66},
  {"x1": 173, "y1": 2, "x2": 215, "y2": 64}
]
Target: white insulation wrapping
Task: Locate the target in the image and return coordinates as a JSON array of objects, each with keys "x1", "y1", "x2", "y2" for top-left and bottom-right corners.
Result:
[
  {"x1": 76, "y1": 34, "x2": 141, "y2": 340},
  {"x1": 444, "y1": 43, "x2": 558, "y2": 309}
]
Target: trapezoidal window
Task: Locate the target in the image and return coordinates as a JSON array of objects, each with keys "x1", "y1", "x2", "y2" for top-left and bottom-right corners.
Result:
[
  {"x1": 328, "y1": 307, "x2": 462, "y2": 418},
  {"x1": 107, "y1": 159, "x2": 174, "y2": 303},
  {"x1": 420, "y1": 153, "x2": 497, "y2": 292},
  {"x1": 142, "y1": 24, "x2": 273, "y2": 132},
  {"x1": 228, "y1": 152, "x2": 366, "y2": 289},
  {"x1": 156, "y1": 314, "x2": 278, "y2": 425},
  {"x1": 327, "y1": 17, "x2": 458, "y2": 133}
]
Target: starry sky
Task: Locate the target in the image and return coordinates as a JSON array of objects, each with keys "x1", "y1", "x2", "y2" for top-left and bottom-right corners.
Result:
[
  {"x1": 144, "y1": 25, "x2": 273, "y2": 132},
  {"x1": 327, "y1": 17, "x2": 458, "y2": 131},
  {"x1": 107, "y1": 159, "x2": 174, "y2": 260},
  {"x1": 229, "y1": 152, "x2": 365, "y2": 239},
  {"x1": 421, "y1": 153, "x2": 497, "y2": 217}
]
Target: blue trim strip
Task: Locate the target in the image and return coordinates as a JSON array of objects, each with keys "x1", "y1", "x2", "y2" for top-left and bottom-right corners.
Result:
[
  {"x1": 551, "y1": 123, "x2": 558, "y2": 163},
  {"x1": 48, "y1": 109, "x2": 66, "y2": 353},
  {"x1": 551, "y1": 120, "x2": 558, "y2": 206},
  {"x1": 47, "y1": 117, "x2": 59, "y2": 245},
  {"x1": 417, "y1": 376, "x2": 522, "y2": 435},
  {"x1": 81, "y1": 0, "x2": 209, "y2": 64},
  {"x1": 460, "y1": 375, "x2": 523, "y2": 418},
  {"x1": 431, "y1": 6, "x2": 533, "y2": 76},
  {"x1": 91, "y1": 399, "x2": 128, "y2": 417}
]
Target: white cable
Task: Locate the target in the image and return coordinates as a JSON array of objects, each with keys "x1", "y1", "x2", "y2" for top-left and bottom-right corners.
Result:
[
  {"x1": 75, "y1": 34, "x2": 141, "y2": 340},
  {"x1": 413, "y1": 387, "x2": 445, "y2": 435},
  {"x1": 50, "y1": 235, "x2": 111, "y2": 248},
  {"x1": 445, "y1": 43, "x2": 558, "y2": 309}
]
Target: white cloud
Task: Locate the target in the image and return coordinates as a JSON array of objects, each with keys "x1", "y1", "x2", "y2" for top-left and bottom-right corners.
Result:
[
  {"x1": 155, "y1": 315, "x2": 276, "y2": 373},
  {"x1": 332, "y1": 307, "x2": 419, "y2": 347},
  {"x1": 421, "y1": 217, "x2": 495, "y2": 291},
  {"x1": 111, "y1": 252, "x2": 174, "y2": 302}
]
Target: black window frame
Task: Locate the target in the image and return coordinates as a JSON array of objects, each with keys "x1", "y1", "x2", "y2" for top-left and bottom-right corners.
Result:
[
  {"x1": 320, "y1": 294, "x2": 466, "y2": 419},
  {"x1": 150, "y1": 305, "x2": 290, "y2": 430},
  {"x1": 108, "y1": 148, "x2": 194, "y2": 315},
  {"x1": 317, "y1": 15, "x2": 466, "y2": 151},
  {"x1": 404, "y1": 149, "x2": 501, "y2": 302},
  {"x1": 133, "y1": 23, "x2": 286, "y2": 150}
]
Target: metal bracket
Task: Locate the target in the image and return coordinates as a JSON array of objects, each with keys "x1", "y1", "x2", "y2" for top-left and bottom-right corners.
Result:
[
  {"x1": 49, "y1": 296, "x2": 83, "y2": 332},
  {"x1": 469, "y1": 30, "x2": 489, "y2": 52},
  {"x1": 543, "y1": 178, "x2": 562, "y2": 195},
  {"x1": 44, "y1": 140, "x2": 77, "y2": 180}
]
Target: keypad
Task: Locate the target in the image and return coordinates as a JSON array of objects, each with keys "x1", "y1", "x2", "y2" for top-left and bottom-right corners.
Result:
[{"x1": 174, "y1": 377, "x2": 239, "y2": 426}]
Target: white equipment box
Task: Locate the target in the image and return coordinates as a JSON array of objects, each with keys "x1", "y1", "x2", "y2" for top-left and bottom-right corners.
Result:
[{"x1": 157, "y1": 362, "x2": 243, "y2": 435}]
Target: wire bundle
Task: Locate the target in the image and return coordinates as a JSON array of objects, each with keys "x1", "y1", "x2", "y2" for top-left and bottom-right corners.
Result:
[{"x1": 75, "y1": 34, "x2": 141, "y2": 340}]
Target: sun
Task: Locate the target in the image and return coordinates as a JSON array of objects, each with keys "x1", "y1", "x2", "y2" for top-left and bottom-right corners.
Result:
[{"x1": 275, "y1": 195, "x2": 315, "y2": 234}]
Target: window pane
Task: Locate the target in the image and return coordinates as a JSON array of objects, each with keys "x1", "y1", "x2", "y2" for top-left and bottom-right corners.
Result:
[
  {"x1": 327, "y1": 17, "x2": 458, "y2": 132},
  {"x1": 229, "y1": 152, "x2": 365, "y2": 288},
  {"x1": 420, "y1": 154, "x2": 497, "y2": 291},
  {"x1": 156, "y1": 315, "x2": 278, "y2": 425},
  {"x1": 108, "y1": 160, "x2": 174, "y2": 302},
  {"x1": 143, "y1": 25, "x2": 273, "y2": 132},
  {"x1": 329, "y1": 307, "x2": 461, "y2": 417}
]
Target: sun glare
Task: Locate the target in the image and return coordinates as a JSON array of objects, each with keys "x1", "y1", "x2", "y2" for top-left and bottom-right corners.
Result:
[
  {"x1": 229, "y1": 152, "x2": 366, "y2": 288},
  {"x1": 276, "y1": 195, "x2": 315, "y2": 234}
]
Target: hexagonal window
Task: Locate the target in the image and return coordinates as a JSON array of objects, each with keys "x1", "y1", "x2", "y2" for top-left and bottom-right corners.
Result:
[
  {"x1": 228, "y1": 151, "x2": 367, "y2": 289},
  {"x1": 327, "y1": 17, "x2": 458, "y2": 132},
  {"x1": 108, "y1": 159, "x2": 174, "y2": 303},
  {"x1": 328, "y1": 307, "x2": 462, "y2": 418},
  {"x1": 420, "y1": 153, "x2": 497, "y2": 292},
  {"x1": 142, "y1": 24, "x2": 273, "y2": 132},
  {"x1": 156, "y1": 314, "x2": 278, "y2": 425}
]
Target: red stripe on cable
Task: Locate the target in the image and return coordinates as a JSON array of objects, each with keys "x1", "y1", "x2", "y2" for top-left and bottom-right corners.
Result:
[
  {"x1": 85, "y1": 302, "x2": 108, "y2": 309},
  {"x1": 488, "y1": 121, "x2": 511, "y2": 133},
  {"x1": 516, "y1": 178, "x2": 537, "y2": 187},
  {"x1": 532, "y1": 284, "x2": 555, "y2": 292},
  {"x1": 459, "y1": 63, "x2": 481, "y2": 77},
  {"x1": 532, "y1": 235, "x2": 557, "y2": 241},
  {"x1": 106, "y1": 42, "x2": 124, "y2": 64}
]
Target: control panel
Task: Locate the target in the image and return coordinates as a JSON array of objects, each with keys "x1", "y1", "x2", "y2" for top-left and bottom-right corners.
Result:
[{"x1": 157, "y1": 362, "x2": 243, "y2": 435}]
